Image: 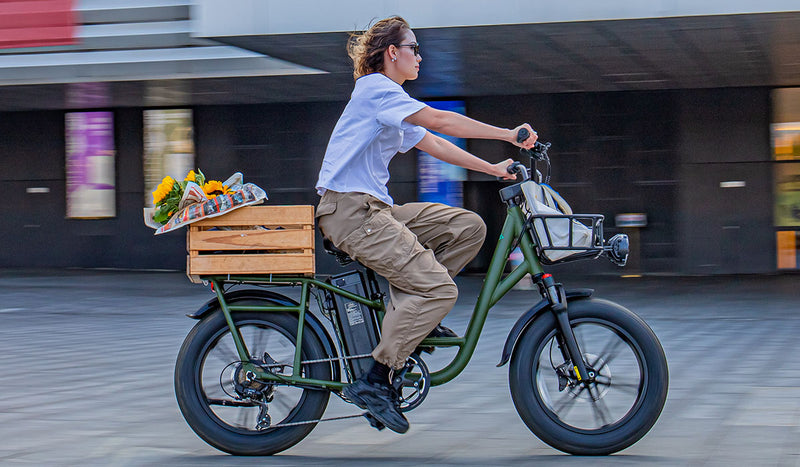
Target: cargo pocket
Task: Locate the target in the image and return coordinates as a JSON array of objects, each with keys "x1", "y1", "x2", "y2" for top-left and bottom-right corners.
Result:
[
  {"x1": 341, "y1": 211, "x2": 417, "y2": 276},
  {"x1": 315, "y1": 200, "x2": 337, "y2": 218}
]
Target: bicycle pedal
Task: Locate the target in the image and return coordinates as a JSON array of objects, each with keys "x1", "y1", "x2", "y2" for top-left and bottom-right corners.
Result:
[{"x1": 362, "y1": 412, "x2": 386, "y2": 431}]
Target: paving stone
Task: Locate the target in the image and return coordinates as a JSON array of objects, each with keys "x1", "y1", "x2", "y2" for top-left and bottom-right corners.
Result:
[{"x1": 0, "y1": 270, "x2": 798, "y2": 465}]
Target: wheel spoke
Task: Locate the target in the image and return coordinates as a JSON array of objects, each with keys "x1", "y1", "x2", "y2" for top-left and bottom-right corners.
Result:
[
  {"x1": 235, "y1": 404, "x2": 254, "y2": 429},
  {"x1": 587, "y1": 385, "x2": 613, "y2": 427},
  {"x1": 595, "y1": 376, "x2": 642, "y2": 395},
  {"x1": 252, "y1": 325, "x2": 270, "y2": 355},
  {"x1": 552, "y1": 385, "x2": 584, "y2": 417},
  {"x1": 589, "y1": 334, "x2": 625, "y2": 368},
  {"x1": 202, "y1": 378, "x2": 226, "y2": 398},
  {"x1": 273, "y1": 394, "x2": 293, "y2": 411},
  {"x1": 210, "y1": 339, "x2": 240, "y2": 365}
]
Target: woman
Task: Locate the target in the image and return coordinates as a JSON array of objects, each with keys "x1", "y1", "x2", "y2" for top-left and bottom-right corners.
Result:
[{"x1": 316, "y1": 16, "x2": 537, "y2": 433}]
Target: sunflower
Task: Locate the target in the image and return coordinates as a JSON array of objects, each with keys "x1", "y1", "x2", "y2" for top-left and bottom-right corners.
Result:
[
  {"x1": 203, "y1": 180, "x2": 232, "y2": 198},
  {"x1": 152, "y1": 176, "x2": 177, "y2": 204},
  {"x1": 184, "y1": 169, "x2": 205, "y2": 186}
]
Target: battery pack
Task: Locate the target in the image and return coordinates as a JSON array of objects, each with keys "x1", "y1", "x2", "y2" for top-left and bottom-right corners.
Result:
[{"x1": 326, "y1": 270, "x2": 381, "y2": 379}]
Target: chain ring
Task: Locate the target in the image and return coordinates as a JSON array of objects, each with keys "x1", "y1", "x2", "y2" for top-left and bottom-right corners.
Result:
[{"x1": 396, "y1": 353, "x2": 430, "y2": 412}]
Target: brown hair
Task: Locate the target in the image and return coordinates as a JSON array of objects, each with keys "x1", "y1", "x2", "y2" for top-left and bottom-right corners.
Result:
[{"x1": 348, "y1": 16, "x2": 410, "y2": 80}]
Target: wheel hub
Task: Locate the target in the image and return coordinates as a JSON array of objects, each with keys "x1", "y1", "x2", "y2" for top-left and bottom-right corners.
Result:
[
  {"x1": 232, "y1": 353, "x2": 281, "y2": 400},
  {"x1": 567, "y1": 353, "x2": 611, "y2": 400}
]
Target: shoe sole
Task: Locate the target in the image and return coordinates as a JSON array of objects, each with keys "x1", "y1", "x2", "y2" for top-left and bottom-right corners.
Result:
[{"x1": 342, "y1": 386, "x2": 408, "y2": 434}]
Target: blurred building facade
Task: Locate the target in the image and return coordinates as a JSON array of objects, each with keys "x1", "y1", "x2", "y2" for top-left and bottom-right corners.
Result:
[{"x1": 1, "y1": 0, "x2": 799, "y2": 275}]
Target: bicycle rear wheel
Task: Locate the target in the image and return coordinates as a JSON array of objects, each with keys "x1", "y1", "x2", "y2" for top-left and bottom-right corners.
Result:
[{"x1": 175, "y1": 306, "x2": 331, "y2": 455}]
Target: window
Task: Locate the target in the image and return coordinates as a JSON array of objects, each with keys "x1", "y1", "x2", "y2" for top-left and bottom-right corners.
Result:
[
  {"x1": 65, "y1": 111, "x2": 116, "y2": 218},
  {"x1": 771, "y1": 88, "x2": 800, "y2": 269},
  {"x1": 143, "y1": 109, "x2": 195, "y2": 207}
]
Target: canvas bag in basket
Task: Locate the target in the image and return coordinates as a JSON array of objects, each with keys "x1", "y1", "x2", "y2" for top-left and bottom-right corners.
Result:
[{"x1": 520, "y1": 180, "x2": 593, "y2": 261}]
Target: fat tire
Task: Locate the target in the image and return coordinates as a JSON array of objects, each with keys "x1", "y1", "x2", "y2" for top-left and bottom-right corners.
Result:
[
  {"x1": 509, "y1": 298, "x2": 668, "y2": 455},
  {"x1": 175, "y1": 307, "x2": 331, "y2": 455}
]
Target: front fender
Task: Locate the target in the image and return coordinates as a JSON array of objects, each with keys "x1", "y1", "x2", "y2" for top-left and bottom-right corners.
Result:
[
  {"x1": 188, "y1": 289, "x2": 340, "y2": 381},
  {"x1": 497, "y1": 288, "x2": 594, "y2": 367}
]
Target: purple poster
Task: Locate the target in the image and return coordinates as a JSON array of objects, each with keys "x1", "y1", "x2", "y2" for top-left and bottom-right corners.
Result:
[{"x1": 65, "y1": 112, "x2": 116, "y2": 218}]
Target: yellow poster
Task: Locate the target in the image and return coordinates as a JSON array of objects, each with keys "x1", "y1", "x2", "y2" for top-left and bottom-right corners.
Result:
[
  {"x1": 774, "y1": 163, "x2": 800, "y2": 227},
  {"x1": 776, "y1": 231, "x2": 797, "y2": 269},
  {"x1": 772, "y1": 122, "x2": 800, "y2": 161}
]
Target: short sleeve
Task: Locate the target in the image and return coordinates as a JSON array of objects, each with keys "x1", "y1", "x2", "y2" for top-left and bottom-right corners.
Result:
[
  {"x1": 376, "y1": 86, "x2": 427, "y2": 129},
  {"x1": 399, "y1": 123, "x2": 427, "y2": 153}
]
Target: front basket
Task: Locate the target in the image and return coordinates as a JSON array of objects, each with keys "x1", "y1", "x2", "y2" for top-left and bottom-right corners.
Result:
[{"x1": 528, "y1": 214, "x2": 605, "y2": 265}]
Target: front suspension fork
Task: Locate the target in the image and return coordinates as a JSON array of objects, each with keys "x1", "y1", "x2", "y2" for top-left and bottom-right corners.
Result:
[{"x1": 539, "y1": 273, "x2": 592, "y2": 384}]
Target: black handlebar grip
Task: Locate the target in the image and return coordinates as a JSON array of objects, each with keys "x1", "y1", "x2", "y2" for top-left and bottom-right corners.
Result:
[
  {"x1": 516, "y1": 128, "x2": 530, "y2": 143},
  {"x1": 507, "y1": 161, "x2": 522, "y2": 174}
]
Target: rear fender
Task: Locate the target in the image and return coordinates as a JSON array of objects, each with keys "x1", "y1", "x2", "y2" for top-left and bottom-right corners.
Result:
[
  {"x1": 497, "y1": 289, "x2": 594, "y2": 367},
  {"x1": 189, "y1": 289, "x2": 341, "y2": 381}
]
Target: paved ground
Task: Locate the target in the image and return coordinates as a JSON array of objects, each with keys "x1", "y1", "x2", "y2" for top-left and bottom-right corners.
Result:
[{"x1": 0, "y1": 269, "x2": 799, "y2": 466}]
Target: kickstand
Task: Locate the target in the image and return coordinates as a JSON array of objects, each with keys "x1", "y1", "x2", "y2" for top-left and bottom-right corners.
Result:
[{"x1": 362, "y1": 412, "x2": 386, "y2": 431}]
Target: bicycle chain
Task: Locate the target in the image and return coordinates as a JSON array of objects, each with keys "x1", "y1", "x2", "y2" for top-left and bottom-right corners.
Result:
[
  {"x1": 246, "y1": 353, "x2": 372, "y2": 429},
  {"x1": 260, "y1": 412, "x2": 368, "y2": 429},
  {"x1": 259, "y1": 353, "x2": 373, "y2": 369}
]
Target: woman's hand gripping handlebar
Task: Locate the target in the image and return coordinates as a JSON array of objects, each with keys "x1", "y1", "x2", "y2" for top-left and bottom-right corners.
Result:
[{"x1": 497, "y1": 128, "x2": 536, "y2": 181}]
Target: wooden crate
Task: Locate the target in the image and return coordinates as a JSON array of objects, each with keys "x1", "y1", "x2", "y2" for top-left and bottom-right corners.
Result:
[{"x1": 187, "y1": 205, "x2": 314, "y2": 282}]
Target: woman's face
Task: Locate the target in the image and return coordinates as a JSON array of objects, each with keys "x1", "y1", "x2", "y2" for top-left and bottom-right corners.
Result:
[{"x1": 393, "y1": 29, "x2": 421, "y2": 81}]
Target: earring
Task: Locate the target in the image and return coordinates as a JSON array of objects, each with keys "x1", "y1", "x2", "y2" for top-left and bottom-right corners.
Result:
[{"x1": 391, "y1": 56, "x2": 396, "y2": 62}]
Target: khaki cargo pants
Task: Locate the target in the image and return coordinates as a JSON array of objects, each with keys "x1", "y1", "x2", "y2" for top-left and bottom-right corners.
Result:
[{"x1": 317, "y1": 191, "x2": 486, "y2": 369}]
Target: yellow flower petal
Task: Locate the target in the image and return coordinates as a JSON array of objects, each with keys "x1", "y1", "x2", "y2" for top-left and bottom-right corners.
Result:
[
  {"x1": 203, "y1": 180, "x2": 229, "y2": 198},
  {"x1": 152, "y1": 175, "x2": 177, "y2": 204}
]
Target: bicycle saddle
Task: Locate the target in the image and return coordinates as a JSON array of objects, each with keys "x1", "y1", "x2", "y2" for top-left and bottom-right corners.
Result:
[{"x1": 322, "y1": 237, "x2": 354, "y2": 266}]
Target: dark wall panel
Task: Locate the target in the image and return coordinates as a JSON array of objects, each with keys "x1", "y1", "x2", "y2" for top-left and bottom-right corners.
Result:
[
  {"x1": 464, "y1": 91, "x2": 679, "y2": 273},
  {"x1": 0, "y1": 88, "x2": 779, "y2": 276},
  {"x1": 676, "y1": 88, "x2": 774, "y2": 274}
]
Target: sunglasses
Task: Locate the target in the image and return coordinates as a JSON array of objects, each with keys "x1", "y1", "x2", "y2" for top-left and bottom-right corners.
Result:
[{"x1": 396, "y1": 43, "x2": 420, "y2": 56}]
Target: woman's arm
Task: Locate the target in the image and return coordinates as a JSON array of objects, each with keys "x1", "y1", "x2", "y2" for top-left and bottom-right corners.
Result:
[
  {"x1": 415, "y1": 132, "x2": 517, "y2": 180},
  {"x1": 405, "y1": 107, "x2": 537, "y2": 149}
]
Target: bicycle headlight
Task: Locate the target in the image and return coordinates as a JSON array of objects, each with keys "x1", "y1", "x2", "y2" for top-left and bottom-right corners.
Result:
[{"x1": 606, "y1": 234, "x2": 629, "y2": 267}]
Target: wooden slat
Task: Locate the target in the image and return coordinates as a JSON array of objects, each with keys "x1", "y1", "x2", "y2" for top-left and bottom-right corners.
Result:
[
  {"x1": 192, "y1": 205, "x2": 314, "y2": 227},
  {"x1": 188, "y1": 253, "x2": 314, "y2": 276},
  {"x1": 189, "y1": 229, "x2": 313, "y2": 252}
]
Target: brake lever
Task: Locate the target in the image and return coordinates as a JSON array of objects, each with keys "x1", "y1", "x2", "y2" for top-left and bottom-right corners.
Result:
[{"x1": 522, "y1": 141, "x2": 551, "y2": 161}]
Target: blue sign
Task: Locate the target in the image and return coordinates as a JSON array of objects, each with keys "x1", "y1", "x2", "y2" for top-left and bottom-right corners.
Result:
[{"x1": 418, "y1": 100, "x2": 467, "y2": 207}]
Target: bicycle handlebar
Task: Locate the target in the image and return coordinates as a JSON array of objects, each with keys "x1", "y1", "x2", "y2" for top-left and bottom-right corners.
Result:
[{"x1": 498, "y1": 127, "x2": 551, "y2": 183}]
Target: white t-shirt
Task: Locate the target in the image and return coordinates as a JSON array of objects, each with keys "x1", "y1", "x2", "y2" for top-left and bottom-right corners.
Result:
[{"x1": 316, "y1": 73, "x2": 428, "y2": 205}]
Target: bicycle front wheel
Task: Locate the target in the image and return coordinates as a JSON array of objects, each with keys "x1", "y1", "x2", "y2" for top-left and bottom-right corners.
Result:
[{"x1": 509, "y1": 298, "x2": 668, "y2": 455}]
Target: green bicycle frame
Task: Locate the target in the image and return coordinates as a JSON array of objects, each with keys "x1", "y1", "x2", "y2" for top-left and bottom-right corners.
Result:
[{"x1": 205, "y1": 204, "x2": 541, "y2": 392}]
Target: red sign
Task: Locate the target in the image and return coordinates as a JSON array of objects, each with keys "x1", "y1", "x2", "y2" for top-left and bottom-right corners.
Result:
[{"x1": 0, "y1": 0, "x2": 77, "y2": 49}]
